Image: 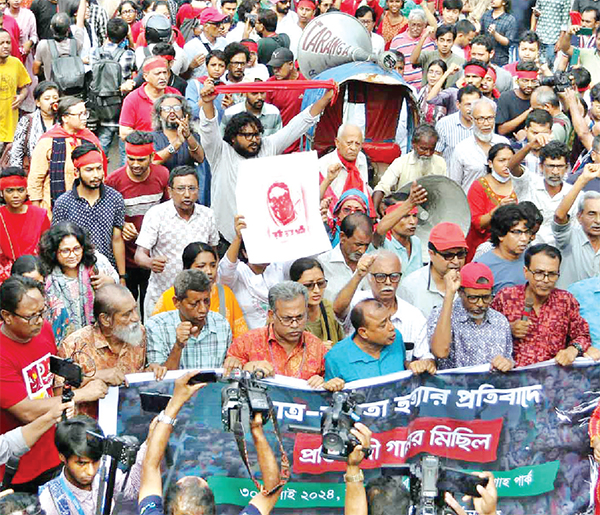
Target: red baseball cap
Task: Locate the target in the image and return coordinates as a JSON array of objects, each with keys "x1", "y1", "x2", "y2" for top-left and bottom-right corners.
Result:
[
  {"x1": 428, "y1": 222, "x2": 467, "y2": 251},
  {"x1": 200, "y1": 7, "x2": 227, "y2": 24},
  {"x1": 460, "y1": 262, "x2": 494, "y2": 290}
]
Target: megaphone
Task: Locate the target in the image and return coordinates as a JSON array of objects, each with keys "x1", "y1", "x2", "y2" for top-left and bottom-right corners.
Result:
[
  {"x1": 398, "y1": 176, "x2": 471, "y2": 260},
  {"x1": 297, "y1": 12, "x2": 398, "y2": 78}
]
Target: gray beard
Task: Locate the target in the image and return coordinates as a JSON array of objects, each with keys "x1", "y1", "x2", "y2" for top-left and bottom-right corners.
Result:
[
  {"x1": 112, "y1": 322, "x2": 144, "y2": 346},
  {"x1": 414, "y1": 154, "x2": 433, "y2": 176},
  {"x1": 474, "y1": 127, "x2": 493, "y2": 143}
]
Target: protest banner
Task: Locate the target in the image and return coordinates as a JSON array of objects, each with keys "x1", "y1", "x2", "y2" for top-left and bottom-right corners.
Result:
[
  {"x1": 235, "y1": 151, "x2": 332, "y2": 263},
  {"x1": 99, "y1": 360, "x2": 600, "y2": 515}
]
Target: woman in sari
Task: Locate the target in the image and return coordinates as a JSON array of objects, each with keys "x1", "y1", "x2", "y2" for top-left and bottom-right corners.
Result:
[
  {"x1": 0, "y1": 167, "x2": 50, "y2": 283},
  {"x1": 417, "y1": 60, "x2": 448, "y2": 123},
  {"x1": 290, "y1": 257, "x2": 344, "y2": 349},
  {"x1": 378, "y1": 0, "x2": 408, "y2": 50},
  {"x1": 152, "y1": 241, "x2": 249, "y2": 339},
  {"x1": 39, "y1": 222, "x2": 115, "y2": 346},
  {"x1": 466, "y1": 143, "x2": 517, "y2": 262}
]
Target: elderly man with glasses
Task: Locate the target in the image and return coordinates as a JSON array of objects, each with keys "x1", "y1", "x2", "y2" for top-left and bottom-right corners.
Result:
[
  {"x1": 428, "y1": 262, "x2": 513, "y2": 371},
  {"x1": 491, "y1": 244, "x2": 600, "y2": 367},
  {"x1": 224, "y1": 281, "x2": 345, "y2": 391}
]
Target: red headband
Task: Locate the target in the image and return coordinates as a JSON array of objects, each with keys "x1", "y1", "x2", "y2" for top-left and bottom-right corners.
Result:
[
  {"x1": 161, "y1": 54, "x2": 175, "y2": 62},
  {"x1": 578, "y1": 85, "x2": 590, "y2": 93},
  {"x1": 125, "y1": 142, "x2": 155, "y2": 157},
  {"x1": 143, "y1": 57, "x2": 168, "y2": 73},
  {"x1": 464, "y1": 64, "x2": 487, "y2": 78},
  {"x1": 241, "y1": 41, "x2": 258, "y2": 53},
  {"x1": 516, "y1": 70, "x2": 538, "y2": 80},
  {"x1": 485, "y1": 66, "x2": 497, "y2": 81},
  {"x1": 385, "y1": 202, "x2": 418, "y2": 216},
  {"x1": 0, "y1": 176, "x2": 27, "y2": 190},
  {"x1": 73, "y1": 151, "x2": 103, "y2": 169}
]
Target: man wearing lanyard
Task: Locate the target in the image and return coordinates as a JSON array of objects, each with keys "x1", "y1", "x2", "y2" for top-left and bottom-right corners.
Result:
[{"x1": 224, "y1": 281, "x2": 345, "y2": 391}]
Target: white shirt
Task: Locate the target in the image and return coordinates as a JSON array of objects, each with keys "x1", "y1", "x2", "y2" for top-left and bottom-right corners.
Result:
[
  {"x1": 511, "y1": 172, "x2": 579, "y2": 246},
  {"x1": 218, "y1": 254, "x2": 288, "y2": 329},
  {"x1": 285, "y1": 22, "x2": 303, "y2": 58},
  {"x1": 449, "y1": 134, "x2": 509, "y2": 192},
  {"x1": 244, "y1": 62, "x2": 270, "y2": 81},
  {"x1": 183, "y1": 33, "x2": 227, "y2": 78},
  {"x1": 277, "y1": 10, "x2": 299, "y2": 35},
  {"x1": 136, "y1": 200, "x2": 220, "y2": 317},
  {"x1": 318, "y1": 150, "x2": 370, "y2": 209},
  {"x1": 398, "y1": 264, "x2": 444, "y2": 319},
  {"x1": 371, "y1": 32, "x2": 385, "y2": 55},
  {"x1": 200, "y1": 105, "x2": 321, "y2": 242},
  {"x1": 318, "y1": 244, "x2": 370, "y2": 302},
  {"x1": 345, "y1": 290, "x2": 434, "y2": 360}
]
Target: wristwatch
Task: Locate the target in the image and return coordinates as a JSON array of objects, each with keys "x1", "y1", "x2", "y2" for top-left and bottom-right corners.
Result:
[
  {"x1": 167, "y1": 143, "x2": 177, "y2": 154},
  {"x1": 571, "y1": 342, "x2": 584, "y2": 356},
  {"x1": 157, "y1": 410, "x2": 177, "y2": 427},
  {"x1": 343, "y1": 470, "x2": 364, "y2": 483}
]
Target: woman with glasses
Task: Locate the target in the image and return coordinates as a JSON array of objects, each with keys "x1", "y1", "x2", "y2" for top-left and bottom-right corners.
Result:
[
  {"x1": 116, "y1": 0, "x2": 141, "y2": 46},
  {"x1": 0, "y1": 167, "x2": 50, "y2": 284},
  {"x1": 466, "y1": 143, "x2": 517, "y2": 262},
  {"x1": 289, "y1": 257, "x2": 344, "y2": 348},
  {"x1": 38, "y1": 222, "x2": 115, "y2": 346},
  {"x1": 151, "y1": 241, "x2": 249, "y2": 338},
  {"x1": 28, "y1": 96, "x2": 105, "y2": 212},
  {"x1": 417, "y1": 60, "x2": 448, "y2": 123}
]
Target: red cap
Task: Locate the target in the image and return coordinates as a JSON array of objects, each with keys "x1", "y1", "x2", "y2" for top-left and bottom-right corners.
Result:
[
  {"x1": 460, "y1": 262, "x2": 494, "y2": 289},
  {"x1": 200, "y1": 7, "x2": 227, "y2": 24},
  {"x1": 428, "y1": 222, "x2": 467, "y2": 251},
  {"x1": 297, "y1": 0, "x2": 316, "y2": 9}
]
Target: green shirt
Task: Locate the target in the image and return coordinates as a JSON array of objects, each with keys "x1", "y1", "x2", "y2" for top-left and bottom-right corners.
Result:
[{"x1": 418, "y1": 50, "x2": 465, "y2": 88}]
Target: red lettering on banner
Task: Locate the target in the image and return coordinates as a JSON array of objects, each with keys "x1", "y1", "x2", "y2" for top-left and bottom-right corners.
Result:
[
  {"x1": 292, "y1": 417, "x2": 503, "y2": 474},
  {"x1": 301, "y1": 20, "x2": 323, "y2": 51}
]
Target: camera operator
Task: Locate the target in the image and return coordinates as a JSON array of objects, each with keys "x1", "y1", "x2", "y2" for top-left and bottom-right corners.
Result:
[
  {"x1": 139, "y1": 370, "x2": 284, "y2": 515},
  {"x1": 0, "y1": 276, "x2": 108, "y2": 493},
  {"x1": 344, "y1": 421, "x2": 499, "y2": 515},
  {"x1": 39, "y1": 415, "x2": 149, "y2": 515}
]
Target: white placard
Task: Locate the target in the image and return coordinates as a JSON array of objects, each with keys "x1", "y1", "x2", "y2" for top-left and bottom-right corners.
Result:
[{"x1": 236, "y1": 151, "x2": 332, "y2": 263}]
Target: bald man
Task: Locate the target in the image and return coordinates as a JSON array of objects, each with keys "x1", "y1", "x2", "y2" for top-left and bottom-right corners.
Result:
[
  {"x1": 333, "y1": 250, "x2": 435, "y2": 369},
  {"x1": 319, "y1": 124, "x2": 371, "y2": 217},
  {"x1": 57, "y1": 284, "x2": 167, "y2": 418}
]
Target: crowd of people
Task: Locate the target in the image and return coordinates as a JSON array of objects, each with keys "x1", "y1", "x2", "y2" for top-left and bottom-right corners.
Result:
[{"x1": 0, "y1": 0, "x2": 599, "y2": 512}]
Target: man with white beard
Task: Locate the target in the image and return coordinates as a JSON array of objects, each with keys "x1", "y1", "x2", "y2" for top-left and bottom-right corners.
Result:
[
  {"x1": 57, "y1": 284, "x2": 167, "y2": 418},
  {"x1": 373, "y1": 125, "x2": 446, "y2": 214},
  {"x1": 449, "y1": 98, "x2": 509, "y2": 192}
]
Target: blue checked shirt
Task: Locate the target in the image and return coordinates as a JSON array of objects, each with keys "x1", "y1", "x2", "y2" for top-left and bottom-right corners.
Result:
[{"x1": 146, "y1": 310, "x2": 232, "y2": 369}]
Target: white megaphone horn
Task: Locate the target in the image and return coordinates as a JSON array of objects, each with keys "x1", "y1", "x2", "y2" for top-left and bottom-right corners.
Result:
[{"x1": 297, "y1": 12, "x2": 398, "y2": 78}]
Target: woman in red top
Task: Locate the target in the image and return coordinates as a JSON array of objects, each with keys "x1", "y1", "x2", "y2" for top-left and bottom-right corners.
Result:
[
  {"x1": 0, "y1": 167, "x2": 50, "y2": 284},
  {"x1": 466, "y1": 143, "x2": 517, "y2": 261},
  {"x1": 378, "y1": 0, "x2": 408, "y2": 50}
]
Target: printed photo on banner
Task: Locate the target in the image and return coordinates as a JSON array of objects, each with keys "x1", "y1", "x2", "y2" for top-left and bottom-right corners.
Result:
[{"x1": 235, "y1": 151, "x2": 332, "y2": 263}]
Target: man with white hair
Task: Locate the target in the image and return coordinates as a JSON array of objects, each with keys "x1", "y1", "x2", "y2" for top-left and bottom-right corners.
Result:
[
  {"x1": 57, "y1": 284, "x2": 167, "y2": 418},
  {"x1": 449, "y1": 97, "x2": 509, "y2": 192},
  {"x1": 319, "y1": 124, "x2": 370, "y2": 215},
  {"x1": 530, "y1": 86, "x2": 573, "y2": 147},
  {"x1": 553, "y1": 164, "x2": 600, "y2": 288},
  {"x1": 390, "y1": 9, "x2": 436, "y2": 87},
  {"x1": 332, "y1": 250, "x2": 436, "y2": 374}
]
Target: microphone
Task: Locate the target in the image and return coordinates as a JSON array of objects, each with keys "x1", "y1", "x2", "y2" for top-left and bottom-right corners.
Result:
[{"x1": 521, "y1": 298, "x2": 534, "y2": 322}]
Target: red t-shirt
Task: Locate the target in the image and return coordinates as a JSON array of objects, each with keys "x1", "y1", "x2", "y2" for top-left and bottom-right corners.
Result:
[
  {"x1": 3, "y1": 15, "x2": 22, "y2": 60},
  {"x1": 176, "y1": 4, "x2": 203, "y2": 27},
  {"x1": 119, "y1": 84, "x2": 180, "y2": 132},
  {"x1": 105, "y1": 164, "x2": 170, "y2": 267},
  {"x1": 0, "y1": 323, "x2": 59, "y2": 484},
  {"x1": 265, "y1": 72, "x2": 306, "y2": 153}
]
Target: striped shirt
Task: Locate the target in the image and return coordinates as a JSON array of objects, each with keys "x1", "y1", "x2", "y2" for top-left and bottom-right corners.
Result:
[
  {"x1": 390, "y1": 33, "x2": 436, "y2": 89},
  {"x1": 146, "y1": 309, "x2": 232, "y2": 368},
  {"x1": 435, "y1": 111, "x2": 474, "y2": 164},
  {"x1": 220, "y1": 101, "x2": 283, "y2": 137}
]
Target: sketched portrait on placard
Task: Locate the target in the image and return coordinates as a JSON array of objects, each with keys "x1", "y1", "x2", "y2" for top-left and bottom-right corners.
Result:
[{"x1": 265, "y1": 177, "x2": 308, "y2": 240}]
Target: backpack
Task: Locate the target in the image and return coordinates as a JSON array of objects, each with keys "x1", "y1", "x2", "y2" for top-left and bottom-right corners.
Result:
[
  {"x1": 48, "y1": 39, "x2": 86, "y2": 96},
  {"x1": 89, "y1": 46, "x2": 126, "y2": 122}
]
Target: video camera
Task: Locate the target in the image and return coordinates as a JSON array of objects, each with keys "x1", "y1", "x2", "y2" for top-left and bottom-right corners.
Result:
[
  {"x1": 290, "y1": 391, "x2": 371, "y2": 462},
  {"x1": 221, "y1": 369, "x2": 271, "y2": 432},
  {"x1": 86, "y1": 431, "x2": 141, "y2": 469},
  {"x1": 383, "y1": 455, "x2": 489, "y2": 515},
  {"x1": 539, "y1": 71, "x2": 574, "y2": 93}
]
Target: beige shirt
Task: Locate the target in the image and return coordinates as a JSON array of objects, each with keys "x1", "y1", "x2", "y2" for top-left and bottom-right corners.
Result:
[
  {"x1": 27, "y1": 136, "x2": 78, "y2": 212},
  {"x1": 374, "y1": 151, "x2": 447, "y2": 196}
]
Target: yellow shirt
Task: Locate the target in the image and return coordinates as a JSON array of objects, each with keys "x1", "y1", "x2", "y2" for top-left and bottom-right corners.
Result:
[
  {"x1": 152, "y1": 283, "x2": 249, "y2": 339},
  {"x1": 374, "y1": 151, "x2": 447, "y2": 196},
  {"x1": 0, "y1": 56, "x2": 31, "y2": 142}
]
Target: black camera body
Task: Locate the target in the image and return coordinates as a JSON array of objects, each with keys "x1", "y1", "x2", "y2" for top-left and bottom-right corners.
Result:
[
  {"x1": 539, "y1": 71, "x2": 573, "y2": 93},
  {"x1": 87, "y1": 431, "x2": 141, "y2": 468},
  {"x1": 320, "y1": 391, "x2": 368, "y2": 461},
  {"x1": 50, "y1": 355, "x2": 83, "y2": 389},
  {"x1": 221, "y1": 369, "x2": 271, "y2": 432}
]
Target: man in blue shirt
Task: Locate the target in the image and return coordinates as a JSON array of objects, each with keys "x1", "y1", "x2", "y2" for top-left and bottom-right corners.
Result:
[
  {"x1": 325, "y1": 299, "x2": 435, "y2": 383},
  {"x1": 568, "y1": 276, "x2": 600, "y2": 348}
]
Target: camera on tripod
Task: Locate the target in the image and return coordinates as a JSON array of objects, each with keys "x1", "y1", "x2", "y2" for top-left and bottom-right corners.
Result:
[
  {"x1": 86, "y1": 431, "x2": 141, "y2": 468},
  {"x1": 290, "y1": 391, "x2": 371, "y2": 462},
  {"x1": 221, "y1": 368, "x2": 271, "y2": 432},
  {"x1": 383, "y1": 455, "x2": 489, "y2": 515}
]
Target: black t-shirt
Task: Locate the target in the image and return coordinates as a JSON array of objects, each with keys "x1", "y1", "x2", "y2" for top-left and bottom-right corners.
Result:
[
  {"x1": 138, "y1": 495, "x2": 262, "y2": 515},
  {"x1": 31, "y1": 0, "x2": 59, "y2": 41},
  {"x1": 495, "y1": 89, "x2": 531, "y2": 138}
]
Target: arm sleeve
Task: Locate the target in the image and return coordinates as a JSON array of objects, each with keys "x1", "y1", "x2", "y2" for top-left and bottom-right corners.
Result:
[
  {"x1": 118, "y1": 441, "x2": 147, "y2": 500},
  {"x1": 135, "y1": 208, "x2": 160, "y2": 251},
  {"x1": 551, "y1": 219, "x2": 572, "y2": 250},
  {"x1": 413, "y1": 311, "x2": 434, "y2": 360},
  {"x1": 504, "y1": 16, "x2": 517, "y2": 44},
  {"x1": 118, "y1": 93, "x2": 137, "y2": 129},
  {"x1": 27, "y1": 139, "x2": 50, "y2": 201},
  {"x1": 225, "y1": 335, "x2": 250, "y2": 364},
  {"x1": 185, "y1": 80, "x2": 200, "y2": 119},
  {"x1": 448, "y1": 151, "x2": 464, "y2": 187},
  {"x1": 427, "y1": 89, "x2": 457, "y2": 109},
  {"x1": 511, "y1": 171, "x2": 531, "y2": 200},
  {"x1": 495, "y1": 96, "x2": 512, "y2": 126},
  {"x1": 501, "y1": 316, "x2": 513, "y2": 359},
  {"x1": 51, "y1": 198, "x2": 68, "y2": 225},
  {"x1": 324, "y1": 351, "x2": 341, "y2": 381},
  {"x1": 0, "y1": 428, "x2": 29, "y2": 464},
  {"x1": 9, "y1": 115, "x2": 29, "y2": 167},
  {"x1": 113, "y1": 193, "x2": 126, "y2": 229},
  {"x1": 267, "y1": 106, "x2": 320, "y2": 155},
  {"x1": 568, "y1": 295, "x2": 592, "y2": 352},
  {"x1": 217, "y1": 254, "x2": 240, "y2": 288},
  {"x1": 16, "y1": 60, "x2": 32, "y2": 88},
  {"x1": 374, "y1": 158, "x2": 402, "y2": 195},
  {"x1": 198, "y1": 107, "x2": 224, "y2": 168},
  {"x1": 145, "y1": 318, "x2": 171, "y2": 365},
  {"x1": 467, "y1": 181, "x2": 491, "y2": 234}
]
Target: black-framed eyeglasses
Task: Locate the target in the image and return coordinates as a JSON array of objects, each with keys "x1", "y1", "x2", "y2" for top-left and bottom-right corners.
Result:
[
  {"x1": 371, "y1": 272, "x2": 402, "y2": 283},
  {"x1": 160, "y1": 105, "x2": 183, "y2": 113},
  {"x1": 463, "y1": 293, "x2": 493, "y2": 305},
  {"x1": 436, "y1": 249, "x2": 468, "y2": 261},
  {"x1": 509, "y1": 229, "x2": 532, "y2": 237},
  {"x1": 527, "y1": 268, "x2": 560, "y2": 281},
  {"x1": 274, "y1": 312, "x2": 307, "y2": 326},
  {"x1": 238, "y1": 131, "x2": 261, "y2": 140},
  {"x1": 301, "y1": 279, "x2": 328, "y2": 290},
  {"x1": 12, "y1": 307, "x2": 49, "y2": 325}
]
